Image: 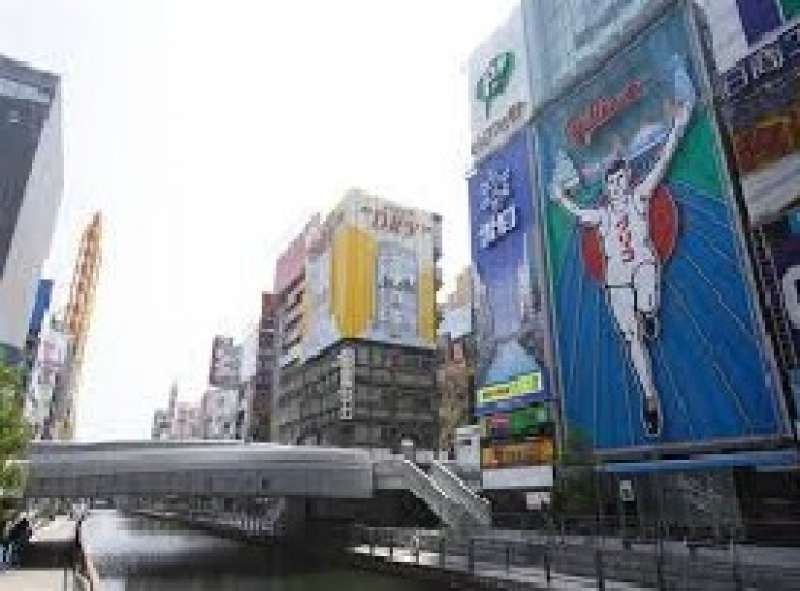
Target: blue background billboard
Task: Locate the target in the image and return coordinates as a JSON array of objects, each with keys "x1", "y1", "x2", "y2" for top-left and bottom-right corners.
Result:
[
  {"x1": 469, "y1": 128, "x2": 549, "y2": 416},
  {"x1": 535, "y1": 5, "x2": 788, "y2": 451}
]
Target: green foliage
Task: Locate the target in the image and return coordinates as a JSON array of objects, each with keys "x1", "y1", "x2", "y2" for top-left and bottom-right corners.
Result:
[
  {"x1": 550, "y1": 429, "x2": 599, "y2": 519},
  {"x1": 0, "y1": 360, "x2": 31, "y2": 499}
]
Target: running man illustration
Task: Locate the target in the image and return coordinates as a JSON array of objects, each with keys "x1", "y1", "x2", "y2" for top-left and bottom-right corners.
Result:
[{"x1": 551, "y1": 66, "x2": 694, "y2": 437}]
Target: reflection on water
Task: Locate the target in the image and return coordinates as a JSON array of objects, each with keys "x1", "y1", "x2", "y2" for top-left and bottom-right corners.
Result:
[{"x1": 83, "y1": 511, "x2": 437, "y2": 591}]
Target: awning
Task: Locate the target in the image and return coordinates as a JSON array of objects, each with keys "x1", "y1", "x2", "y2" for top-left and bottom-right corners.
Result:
[{"x1": 597, "y1": 449, "x2": 800, "y2": 474}]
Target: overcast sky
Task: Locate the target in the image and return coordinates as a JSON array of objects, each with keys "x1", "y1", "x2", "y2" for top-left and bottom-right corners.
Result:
[{"x1": 0, "y1": 0, "x2": 516, "y2": 440}]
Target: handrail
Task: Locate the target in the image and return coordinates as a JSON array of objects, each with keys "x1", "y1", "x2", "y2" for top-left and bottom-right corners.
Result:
[
  {"x1": 394, "y1": 460, "x2": 468, "y2": 528},
  {"x1": 429, "y1": 461, "x2": 491, "y2": 526}
]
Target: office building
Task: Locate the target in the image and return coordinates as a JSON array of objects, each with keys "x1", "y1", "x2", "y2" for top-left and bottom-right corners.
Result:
[
  {"x1": 0, "y1": 56, "x2": 63, "y2": 364},
  {"x1": 274, "y1": 189, "x2": 443, "y2": 450}
]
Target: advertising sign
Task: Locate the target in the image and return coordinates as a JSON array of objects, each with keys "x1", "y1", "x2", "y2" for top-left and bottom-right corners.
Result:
[
  {"x1": 274, "y1": 215, "x2": 319, "y2": 295},
  {"x1": 469, "y1": 129, "x2": 549, "y2": 416},
  {"x1": 536, "y1": 5, "x2": 787, "y2": 451},
  {"x1": 719, "y1": 19, "x2": 800, "y2": 223},
  {"x1": 468, "y1": 4, "x2": 531, "y2": 161},
  {"x1": 302, "y1": 190, "x2": 437, "y2": 360},
  {"x1": 762, "y1": 209, "x2": 800, "y2": 353},
  {"x1": 523, "y1": 0, "x2": 668, "y2": 112},
  {"x1": 0, "y1": 64, "x2": 55, "y2": 277}
]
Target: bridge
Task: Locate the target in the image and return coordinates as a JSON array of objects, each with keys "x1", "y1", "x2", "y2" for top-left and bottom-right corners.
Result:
[{"x1": 23, "y1": 440, "x2": 491, "y2": 529}]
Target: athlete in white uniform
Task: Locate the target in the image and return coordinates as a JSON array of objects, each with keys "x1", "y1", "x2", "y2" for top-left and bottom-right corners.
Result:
[{"x1": 552, "y1": 99, "x2": 692, "y2": 437}]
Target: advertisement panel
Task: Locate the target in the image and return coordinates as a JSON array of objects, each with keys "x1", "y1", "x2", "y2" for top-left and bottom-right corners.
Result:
[
  {"x1": 536, "y1": 5, "x2": 787, "y2": 451},
  {"x1": 469, "y1": 129, "x2": 549, "y2": 415},
  {"x1": 468, "y1": 4, "x2": 531, "y2": 161},
  {"x1": 302, "y1": 190, "x2": 437, "y2": 360},
  {"x1": 762, "y1": 209, "x2": 800, "y2": 353},
  {"x1": 274, "y1": 215, "x2": 319, "y2": 295},
  {"x1": 0, "y1": 62, "x2": 55, "y2": 277},
  {"x1": 523, "y1": 0, "x2": 669, "y2": 112},
  {"x1": 718, "y1": 19, "x2": 800, "y2": 223}
]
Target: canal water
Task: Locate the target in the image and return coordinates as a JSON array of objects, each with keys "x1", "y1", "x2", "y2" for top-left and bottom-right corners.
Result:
[{"x1": 82, "y1": 511, "x2": 439, "y2": 590}]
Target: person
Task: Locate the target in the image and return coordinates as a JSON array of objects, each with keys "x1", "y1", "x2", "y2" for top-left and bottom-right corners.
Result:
[{"x1": 551, "y1": 97, "x2": 693, "y2": 438}]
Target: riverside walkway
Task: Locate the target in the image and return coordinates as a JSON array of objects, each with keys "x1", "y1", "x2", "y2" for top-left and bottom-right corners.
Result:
[{"x1": 0, "y1": 516, "x2": 75, "y2": 591}]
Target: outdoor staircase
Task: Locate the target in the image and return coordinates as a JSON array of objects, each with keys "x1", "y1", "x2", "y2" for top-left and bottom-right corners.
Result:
[{"x1": 394, "y1": 460, "x2": 491, "y2": 530}]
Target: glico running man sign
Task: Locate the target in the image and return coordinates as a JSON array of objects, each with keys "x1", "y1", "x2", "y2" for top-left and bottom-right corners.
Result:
[{"x1": 535, "y1": 4, "x2": 789, "y2": 452}]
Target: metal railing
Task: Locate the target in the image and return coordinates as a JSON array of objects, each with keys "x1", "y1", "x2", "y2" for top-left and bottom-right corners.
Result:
[
  {"x1": 429, "y1": 461, "x2": 491, "y2": 527},
  {"x1": 349, "y1": 523, "x2": 800, "y2": 591}
]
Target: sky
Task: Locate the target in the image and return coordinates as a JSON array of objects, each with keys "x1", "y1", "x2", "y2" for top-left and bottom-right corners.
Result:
[{"x1": 0, "y1": 0, "x2": 517, "y2": 441}]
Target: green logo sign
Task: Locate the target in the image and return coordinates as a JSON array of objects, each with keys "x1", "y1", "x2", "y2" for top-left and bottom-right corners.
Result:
[{"x1": 476, "y1": 51, "x2": 515, "y2": 119}]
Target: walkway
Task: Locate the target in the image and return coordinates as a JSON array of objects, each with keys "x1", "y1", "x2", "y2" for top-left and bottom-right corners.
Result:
[
  {"x1": 351, "y1": 543, "x2": 649, "y2": 590},
  {"x1": 0, "y1": 516, "x2": 76, "y2": 591}
]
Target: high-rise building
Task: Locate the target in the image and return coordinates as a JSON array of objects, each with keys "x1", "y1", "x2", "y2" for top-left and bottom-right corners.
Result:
[
  {"x1": 0, "y1": 56, "x2": 63, "y2": 364},
  {"x1": 56, "y1": 211, "x2": 102, "y2": 439},
  {"x1": 208, "y1": 335, "x2": 241, "y2": 389},
  {"x1": 274, "y1": 189, "x2": 443, "y2": 451},
  {"x1": 239, "y1": 292, "x2": 278, "y2": 441}
]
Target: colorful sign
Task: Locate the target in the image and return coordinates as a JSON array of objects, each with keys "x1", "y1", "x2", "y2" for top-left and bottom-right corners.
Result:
[
  {"x1": 468, "y1": 5, "x2": 531, "y2": 161},
  {"x1": 469, "y1": 129, "x2": 549, "y2": 416},
  {"x1": 719, "y1": 18, "x2": 800, "y2": 222},
  {"x1": 481, "y1": 438, "x2": 555, "y2": 469},
  {"x1": 302, "y1": 190, "x2": 437, "y2": 360},
  {"x1": 536, "y1": 5, "x2": 787, "y2": 451},
  {"x1": 763, "y1": 209, "x2": 800, "y2": 354}
]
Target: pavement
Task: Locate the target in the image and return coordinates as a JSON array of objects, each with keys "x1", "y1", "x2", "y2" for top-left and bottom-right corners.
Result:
[
  {"x1": 352, "y1": 544, "x2": 649, "y2": 590},
  {"x1": 0, "y1": 516, "x2": 77, "y2": 591}
]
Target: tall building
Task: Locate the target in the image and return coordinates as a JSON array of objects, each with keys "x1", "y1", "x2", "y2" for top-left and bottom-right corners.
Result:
[
  {"x1": 239, "y1": 292, "x2": 278, "y2": 441},
  {"x1": 56, "y1": 211, "x2": 102, "y2": 439},
  {"x1": 208, "y1": 335, "x2": 241, "y2": 388},
  {"x1": 274, "y1": 189, "x2": 443, "y2": 450},
  {"x1": 0, "y1": 56, "x2": 63, "y2": 364},
  {"x1": 200, "y1": 387, "x2": 241, "y2": 440}
]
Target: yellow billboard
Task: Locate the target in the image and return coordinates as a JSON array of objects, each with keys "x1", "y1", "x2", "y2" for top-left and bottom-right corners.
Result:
[{"x1": 303, "y1": 189, "x2": 438, "y2": 360}]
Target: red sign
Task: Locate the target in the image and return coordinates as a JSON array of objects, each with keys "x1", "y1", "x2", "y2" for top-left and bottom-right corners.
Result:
[{"x1": 566, "y1": 79, "x2": 644, "y2": 147}]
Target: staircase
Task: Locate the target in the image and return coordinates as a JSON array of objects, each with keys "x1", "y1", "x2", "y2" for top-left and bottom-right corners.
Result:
[
  {"x1": 429, "y1": 460, "x2": 492, "y2": 527},
  {"x1": 392, "y1": 460, "x2": 490, "y2": 530}
]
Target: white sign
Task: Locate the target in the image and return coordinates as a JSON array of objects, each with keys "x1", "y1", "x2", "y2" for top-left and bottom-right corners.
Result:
[
  {"x1": 468, "y1": 5, "x2": 532, "y2": 161},
  {"x1": 482, "y1": 465, "x2": 553, "y2": 490}
]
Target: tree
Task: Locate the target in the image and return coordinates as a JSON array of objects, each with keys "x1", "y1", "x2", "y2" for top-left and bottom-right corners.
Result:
[
  {"x1": 0, "y1": 359, "x2": 31, "y2": 520},
  {"x1": 550, "y1": 428, "x2": 600, "y2": 521}
]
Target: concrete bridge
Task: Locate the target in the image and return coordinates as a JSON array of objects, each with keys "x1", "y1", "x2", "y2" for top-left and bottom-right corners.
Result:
[{"x1": 23, "y1": 440, "x2": 491, "y2": 529}]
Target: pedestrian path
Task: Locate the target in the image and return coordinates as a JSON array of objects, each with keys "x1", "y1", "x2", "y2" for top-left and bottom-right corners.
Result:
[
  {"x1": 352, "y1": 544, "x2": 650, "y2": 590},
  {"x1": 0, "y1": 516, "x2": 77, "y2": 591}
]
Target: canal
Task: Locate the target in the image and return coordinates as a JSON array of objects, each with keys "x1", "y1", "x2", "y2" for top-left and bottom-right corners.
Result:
[{"x1": 82, "y1": 510, "x2": 439, "y2": 590}]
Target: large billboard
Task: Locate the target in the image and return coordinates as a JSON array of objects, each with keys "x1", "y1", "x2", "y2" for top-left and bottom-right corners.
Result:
[
  {"x1": 468, "y1": 4, "x2": 532, "y2": 161},
  {"x1": 469, "y1": 129, "x2": 549, "y2": 416},
  {"x1": 302, "y1": 190, "x2": 437, "y2": 360},
  {"x1": 535, "y1": 4, "x2": 788, "y2": 451},
  {"x1": 718, "y1": 18, "x2": 800, "y2": 223}
]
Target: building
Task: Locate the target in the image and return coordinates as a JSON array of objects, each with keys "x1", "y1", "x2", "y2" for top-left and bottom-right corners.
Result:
[
  {"x1": 54, "y1": 211, "x2": 102, "y2": 439},
  {"x1": 25, "y1": 309, "x2": 71, "y2": 440},
  {"x1": 151, "y1": 409, "x2": 170, "y2": 440},
  {"x1": 0, "y1": 56, "x2": 63, "y2": 364},
  {"x1": 150, "y1": 383, "x2": 203, "y2": 441},
  {"x1": 200, "y1": 387, "x2": 241, "y2": 440},
  {"x1": 274, "y1": 189, "x2": 443, "y2": 451},
  {"x1": 437, "y1": 267, "x2": 476, "y2": 456},
  {"x1": 208, "y1": 335, "x2": 241, "y2": 389},
  {"x1": 239, "y1": 292, "x2": 278, "y2": 441}
]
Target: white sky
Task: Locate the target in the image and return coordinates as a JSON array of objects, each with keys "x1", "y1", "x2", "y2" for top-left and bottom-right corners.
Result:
[{"x1": 0, "y1": 0, "x2": 517, "y2": 441}]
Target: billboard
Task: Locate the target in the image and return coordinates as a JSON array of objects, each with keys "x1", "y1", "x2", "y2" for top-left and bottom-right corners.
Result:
[
  {"x1": 468, "y1": 4, "x2": 532, "y2": 161},
  {"x1": 523, "y1": 0, "x2": 669, "y2": 112},
  {"x1": 274, "y1": 215, "x2": 319, "y2": 295},
  {"x1": 718, "y1": 19, "x2": 800, "y2": 223},
  {"x1": 535, "y1": 4, "x2": 787, "y2": 451},
  {"x1": 469, "y1": 129, "x2": 549, "y2": 415},
  {"x1": 0, "y1": 61, "x2": 56, "y2": 277},
  {"x1": 762, "y1": 209, "x2": 800, "y2": 354},
  {"x1": 302, "y1": 190, "x2": 437, "y2": 360}
]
